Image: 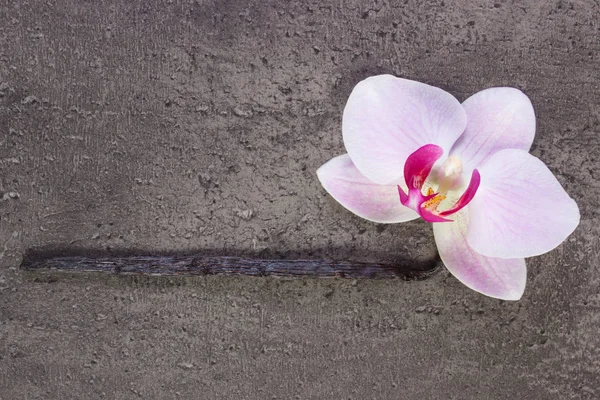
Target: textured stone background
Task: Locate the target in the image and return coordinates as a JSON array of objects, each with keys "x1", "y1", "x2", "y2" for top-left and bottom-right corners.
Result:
[{"x1": 1, "y1": 0, "x2": 599, "y2": 399}]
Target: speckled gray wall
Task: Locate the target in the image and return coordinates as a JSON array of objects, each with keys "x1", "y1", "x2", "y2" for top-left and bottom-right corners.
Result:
[{"x1": 1, "y1": 1, "x2": 599, "y2": 399}]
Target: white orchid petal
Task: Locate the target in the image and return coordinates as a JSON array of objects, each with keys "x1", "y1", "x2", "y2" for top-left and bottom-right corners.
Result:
[
  {"x1": 451, "y1": 87, "x2": 536, "y2": 173},
  {"x1": 317, "y1": 154, "x2": 419, "y2": 223},
  {"x1": 343, "y1": 75, "x2": 467, "y2": 184},
  {"x1": 467, "y1": 149, "x2": 580, "y2": 258},
  {"x1": 433, "y1": 208, "x2": 527, "y2": 300}
]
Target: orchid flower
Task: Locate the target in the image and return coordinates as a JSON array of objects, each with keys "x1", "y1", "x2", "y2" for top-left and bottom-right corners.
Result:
[{"x1": 317, "y1": 75, "x2": 579, "y2": 300}]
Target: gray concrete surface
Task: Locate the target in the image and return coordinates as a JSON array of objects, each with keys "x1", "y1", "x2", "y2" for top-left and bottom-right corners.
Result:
[{"x1": 1, "y1": 0, "x2": 599, "y2": 399}]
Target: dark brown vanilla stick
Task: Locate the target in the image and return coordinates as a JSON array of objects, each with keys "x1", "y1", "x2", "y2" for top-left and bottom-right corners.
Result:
[{"x1": 21, "y1": 254, "x2": 441, "y2": 280}]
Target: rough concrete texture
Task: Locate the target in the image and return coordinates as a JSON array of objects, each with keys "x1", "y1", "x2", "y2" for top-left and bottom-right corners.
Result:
[{"x1": 0, "y1": 0, "x2": 599, "y2": 399}]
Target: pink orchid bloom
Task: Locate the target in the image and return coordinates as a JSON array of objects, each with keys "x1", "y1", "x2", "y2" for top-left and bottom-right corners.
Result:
[{"x1": 317, "y1": 75, "x2": 580, "y2": 300}]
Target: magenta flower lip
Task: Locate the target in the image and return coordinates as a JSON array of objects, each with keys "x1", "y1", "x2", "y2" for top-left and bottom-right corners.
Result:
[
  {"x1": 397, "y1": 143, "x2": 481, "y2": 223},
  {"x1": 317, "y1": 75, "x2": 580, "y2": 300}
]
